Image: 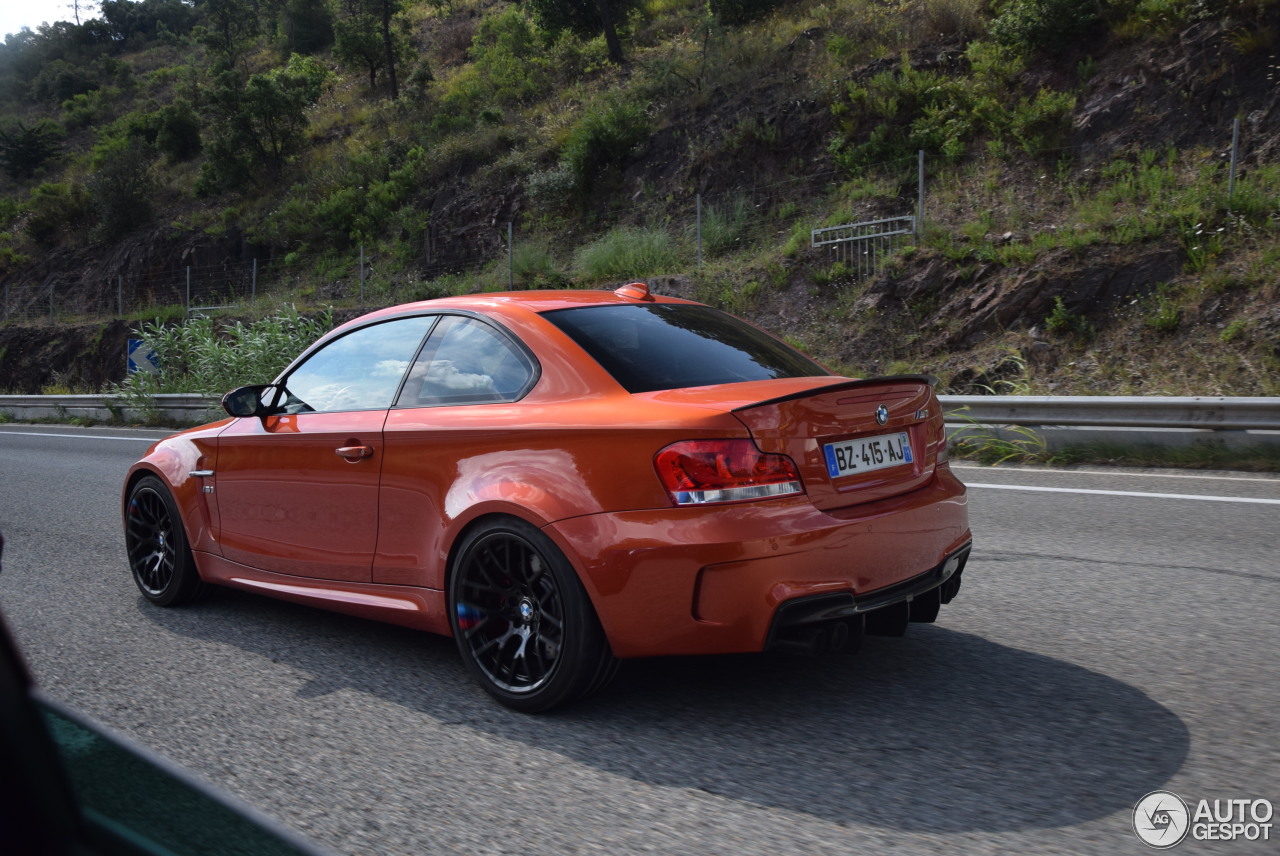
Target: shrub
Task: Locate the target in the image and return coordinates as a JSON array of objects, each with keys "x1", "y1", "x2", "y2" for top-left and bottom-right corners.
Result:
[
  {"x1": 0, "y1": 120, "x2": 65, "y2": 179},
  {"x1": 988, "y1": 0, "x2": 1102, "y2": 54},
  {"x1": 698, "y1": 193, "x2": 756, "y2": 257},
  {"x1": 526, "y1": 165, "x2": 578, "y2": 210},
  {"x1": 545, "y1": 30, "x2": 609, "y2": 84},
  {"x1": 561, "y1": 95, "x2": 650, "y2": 194},
  {"x1": 198, "y1": 55, "x2": 331, "y2": 193},
  {"x1": 1219, "y1": 320, "x2": 1248, "y2": 343},
  {"x1": 88, "y1": 137, "x2": 158, "y2": 241},
  {"x1": 30, "y1": 59, "x2": 100, "y2": 104},
  {"x1": 260, "y1": 145, "x2": 430, "y2": 249},
  {"x1": 832, "y1": 58, "x2": 973, "y2": 167},
  {"x1": 114, "y1": 308, "x2": 336, "y2": 406},
  {"x1": 1044, "y1": 296, "x2": 1092, "y2": 338},
  {"x1": 25, "y1": 182, "x2": 92, "y2": 246},
  {"x1": 62, "y1": 88, "x2": 118, "y2": 129},
  {"x1": 1008, "y1": 87, "x2": 1076, "y2": 156},
  {"x1": 470, "y1": 7, "x2": 550, "y2": 104},
  {"x1": 1144, "y1": 286, "x2": 1182, "y2": 333},
  {"x1": 829, "y1": 39, "x2": 1077, "y2": 169},
  {"x1": 512, "y1": 243, "x2": 568, "y2": 288},
  {"x1": 155, "y1": 99, "x2": 203, "y2": 162},
  {"x1": 573, "y1": 226, "x2": 683, "y2": 280},
  {"x1": 915, "y1": 0, "x2": 987, "y2": 39},
  {"x1": 0, "y1": 231, "x2": 29, "y2": 275}
]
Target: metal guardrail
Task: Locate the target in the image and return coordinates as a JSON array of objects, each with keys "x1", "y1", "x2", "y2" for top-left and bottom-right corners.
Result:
[
  {"x1": 938, "y1": 396, "x2": 1280, "y2": 432},
  {"x1": 0, "y1": 394, "x2": 220, "y2": 424},
  {"x1": 1, "y1": 393, "x2": 1278, "y2": 434}
]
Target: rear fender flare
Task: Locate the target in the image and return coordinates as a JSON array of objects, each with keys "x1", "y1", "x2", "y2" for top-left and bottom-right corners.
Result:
[{"x1": 440, "y1": 500, "x2": 606, "y2": 619}]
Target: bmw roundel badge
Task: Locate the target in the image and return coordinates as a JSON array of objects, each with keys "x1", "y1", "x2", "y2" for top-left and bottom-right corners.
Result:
[{"x1": 875, "y1": 404, "x2": 889, "y2": 425}]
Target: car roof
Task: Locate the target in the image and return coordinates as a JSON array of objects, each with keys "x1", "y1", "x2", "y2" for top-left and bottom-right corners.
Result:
[{"x1": 349, "y1": 285, "x2": 701, "y2": 327}]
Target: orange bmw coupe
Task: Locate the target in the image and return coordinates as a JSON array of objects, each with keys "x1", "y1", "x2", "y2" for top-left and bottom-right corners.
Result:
[{"x1": 123, "y1": 284, "x2": 971, "y2": 711}]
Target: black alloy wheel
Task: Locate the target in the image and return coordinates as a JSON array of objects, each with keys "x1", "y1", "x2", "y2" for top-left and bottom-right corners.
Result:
[
  {"x1": 125, "y1": 476, "x2": 210, "y2": 607},
  {"x1": 449, "y1": 518, "x2": 617, "y2": 712}
]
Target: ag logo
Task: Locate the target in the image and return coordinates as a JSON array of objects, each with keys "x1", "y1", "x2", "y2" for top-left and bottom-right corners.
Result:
[{"x1": 1134, "y1": 791, "x2": 1190, "y2": 848}]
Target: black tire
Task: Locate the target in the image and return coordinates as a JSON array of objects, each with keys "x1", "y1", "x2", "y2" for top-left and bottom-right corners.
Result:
[
  {"x1": 124, "y1": 476, "x2": 211, "y2": 607},
  {"x1": 448, "y1": 517, "x2": 617, "y2": 713}
]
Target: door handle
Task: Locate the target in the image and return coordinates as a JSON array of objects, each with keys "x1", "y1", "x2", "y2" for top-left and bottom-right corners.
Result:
[{"x1": 335, "y1": 445, "x2": 374, "y2": 461}]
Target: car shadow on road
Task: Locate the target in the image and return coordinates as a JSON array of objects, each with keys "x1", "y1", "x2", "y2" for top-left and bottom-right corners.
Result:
[{"x1": 141, "y1": 589, "x2": 1188, "y2": 835}]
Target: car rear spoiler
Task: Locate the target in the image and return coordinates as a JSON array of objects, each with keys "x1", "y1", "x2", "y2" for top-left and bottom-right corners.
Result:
[{"x1": 730, "y1": 375, "x2": 939, "y2": 413}]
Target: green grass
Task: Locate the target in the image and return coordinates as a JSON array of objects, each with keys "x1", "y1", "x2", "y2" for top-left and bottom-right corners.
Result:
[
  {"x1": 949, "y1": 410, "x2": 1057, "y2": 465},
  {"x1": 573, "y1": 226, "x2": 686, "y2": 282},
  {"x1": 511, "y1": 242, "x2": 567, "y2": 289}
]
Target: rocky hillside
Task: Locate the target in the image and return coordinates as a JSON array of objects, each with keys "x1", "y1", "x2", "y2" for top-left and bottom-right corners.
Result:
[{"x1": 1, "y1": 0, "x2": 1277, "y2": 396}]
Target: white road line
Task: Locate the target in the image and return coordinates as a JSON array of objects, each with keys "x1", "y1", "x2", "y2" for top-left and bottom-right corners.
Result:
[
  {"x1": 951, "y1": 464, "x2": 1275, "y2": 484},
  {"x1": 967, "y1": 483, "x2": 1280, "y2": 505},
  {"x1": 0, "y1": 430, "x2": 164, "y2": 443}
]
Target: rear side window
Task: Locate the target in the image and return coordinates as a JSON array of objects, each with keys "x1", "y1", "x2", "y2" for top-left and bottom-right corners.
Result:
[
  {"x1": 543, "y1": 304, "x2": 830, "y2": 393},
  {"x1": 396, "y1": 316, "x2": 536, "y2": 407}
]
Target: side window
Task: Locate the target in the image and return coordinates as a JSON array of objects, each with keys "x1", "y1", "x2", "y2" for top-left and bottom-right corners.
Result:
[
  {"x1": 396, "y1": 316, "x2": 535, "y2": 407},
  {"x1": 282, "y1": 316, "x2": 434, "y2": 413}
]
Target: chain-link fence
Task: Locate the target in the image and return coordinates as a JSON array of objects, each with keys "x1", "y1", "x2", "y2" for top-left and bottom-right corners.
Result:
[{"x1": 0, "y1": 248, "x2": 502, "y2": 324}]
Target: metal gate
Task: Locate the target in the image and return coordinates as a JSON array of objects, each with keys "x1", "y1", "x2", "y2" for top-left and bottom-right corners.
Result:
[{"x1": 811, "y1": 215, "x2": 915, "y2": 279}]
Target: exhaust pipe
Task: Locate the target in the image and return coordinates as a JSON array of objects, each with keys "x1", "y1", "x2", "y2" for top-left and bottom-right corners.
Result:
[
  {"x1": 831, "y1": 617, "x2": 863, "y2": 655},
  {"x1": 769, "y1": 618, "x2": 863, "y2": 655},
  {"x1": 940, "y1": 569, "x2": 963, "y2": 604},
  {"x1": 770, "y1": 624, "x2": 827, "y2": 655}
]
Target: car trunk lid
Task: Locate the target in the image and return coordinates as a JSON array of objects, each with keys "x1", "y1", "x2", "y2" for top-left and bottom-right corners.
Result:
[{"x1": 728, "y1": 376, "x2": 943, "y2": 512}]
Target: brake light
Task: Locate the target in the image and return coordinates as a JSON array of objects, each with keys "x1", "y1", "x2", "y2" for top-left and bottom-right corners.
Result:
[{"x1": 655, "y1": 440, "x2": 803, "y2": 506}]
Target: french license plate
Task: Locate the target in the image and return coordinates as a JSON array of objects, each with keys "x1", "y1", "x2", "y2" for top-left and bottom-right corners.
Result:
[{"x1": 823, "y1": 432, "x2": 913, "y2": 478}]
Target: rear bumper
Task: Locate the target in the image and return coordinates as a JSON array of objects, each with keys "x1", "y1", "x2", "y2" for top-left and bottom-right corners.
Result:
[
  {"x1": 764, "y1": 542, "x2": 970, "y2": 652},
  {"x1": 545, "y1": 464, "x2": 971, "y2": 658}
]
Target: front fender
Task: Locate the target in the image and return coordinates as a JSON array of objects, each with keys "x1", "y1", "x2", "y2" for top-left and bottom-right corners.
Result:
[{"x1": 124, "y1": 430, "x2": 222, "y2": 556}]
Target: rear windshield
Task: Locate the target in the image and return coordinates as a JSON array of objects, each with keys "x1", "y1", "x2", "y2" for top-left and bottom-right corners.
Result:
[{"x1": 543, "y1": 303, "x2": 830, "y2": 393}]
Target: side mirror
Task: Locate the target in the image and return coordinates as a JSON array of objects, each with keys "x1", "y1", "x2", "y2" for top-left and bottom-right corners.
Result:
[{"x1": 222, "y1": 384, "x2": 277, "y2": 418}]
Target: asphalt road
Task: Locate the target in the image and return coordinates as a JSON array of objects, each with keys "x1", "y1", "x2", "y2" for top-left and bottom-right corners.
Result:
[{"x1": 1, "y1": 424, "x2": 1277, "y2": 855}]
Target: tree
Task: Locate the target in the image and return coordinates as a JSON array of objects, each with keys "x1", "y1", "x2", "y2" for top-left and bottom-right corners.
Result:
[
  {"x1": 524, "y1": 0, "x2": 633, "y2": 64},
  {"x1": 154, "y1": 98, "x2": 202, "y2": 162},
  {"x1": 100, "y1": 0, "x2": 198, "y2": 45},
  {"x1": 283, "y1": 0, "x2": 335, "y2": 54},
  {"x1": 197, "y1": 0, "x2": 262, "y2": 70},
  {"x1": 333, "y1": 0, "x2": 408, "y2": 98},
  {"x1": 66, "y1": 1, "x2": 100, "y2": 26},
  {"x1": 198, "y1": 54, "x2": 330, "y2": 192},
  {"x1": 29, "y1": 58, "x2": 100, "y2": 103},
  {"x1": 88, "y1": 137, "x2": 157, "y2": 241},
  {"x1": 0, "y1": 120, "x2": 64, "y2": 178}
]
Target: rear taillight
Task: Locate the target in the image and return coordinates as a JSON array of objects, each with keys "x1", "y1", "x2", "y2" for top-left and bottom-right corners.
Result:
[{"x1": 655, "y1": 440, "x2": 803, "y2": 506}]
